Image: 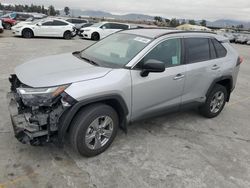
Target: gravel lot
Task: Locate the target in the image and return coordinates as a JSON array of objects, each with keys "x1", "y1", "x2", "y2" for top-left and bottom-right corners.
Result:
[{"x1": 0, "y1": 30, "x2": 250, "y2": 188}]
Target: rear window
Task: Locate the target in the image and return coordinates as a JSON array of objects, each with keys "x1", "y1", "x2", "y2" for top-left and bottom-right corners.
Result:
[
  {"x1": 185, "y1": 38, "x2": 210, "y2": 63},
  {"x1": 212, "y1": 39, "x2": 227, "y2": 58}
]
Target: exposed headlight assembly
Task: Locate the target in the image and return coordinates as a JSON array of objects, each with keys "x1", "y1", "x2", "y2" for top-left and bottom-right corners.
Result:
[{"x1": 17, "y1": 85, "x2": 70, "y2": 107}]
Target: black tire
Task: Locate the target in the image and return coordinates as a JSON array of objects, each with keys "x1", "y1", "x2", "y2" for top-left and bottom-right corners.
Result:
[
  {"x1": 22, "y1": 29, "x2": 34, "y2": 38},
  {"x1": 70, "y1": 104, "x2": 119, "y2": 157},
  {"x1": 199, "y1": 84, "x2": 228, "y2": 118},
  {"x1": 4, "y1": 23, "x2": 12, "y2": 30},
  {"x1": 91, "y1": 32, "x2": 100, "y2": 41},
  {"x1": 63, "y1": 31, "x2": 72, "y2": 40}
]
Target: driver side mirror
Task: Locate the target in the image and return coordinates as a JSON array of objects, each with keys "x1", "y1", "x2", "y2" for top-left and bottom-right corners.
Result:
[
  {"x1": 36, "y1": 23, "x2": 42, "y2": 26},
  {"x1": 140, "y1": 59, "x2": 165, "y2": 77},
  {"x1": 101, "y1": 26, "x2": 106, "y2": 29}
]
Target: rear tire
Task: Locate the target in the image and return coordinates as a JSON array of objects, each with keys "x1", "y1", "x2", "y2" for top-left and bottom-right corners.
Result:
[
  {"x1": 199, "y1": 84, "x2": 228, "y2": 118},
  {"x1": 91, "y1": 32, "x2": 100, "y2": 41},
  {"x1": 4, "y1": 23, "x2": 12, "y2": 30},
  {"x1": 70, "y1": 104, "x2": 119, "y2": 157},
  {"x1": 22, "y1": 29, "x2": 34, "y2": 38},
  {"x1": 63, "y1": 31, "x2": 72, "y2": 40}
]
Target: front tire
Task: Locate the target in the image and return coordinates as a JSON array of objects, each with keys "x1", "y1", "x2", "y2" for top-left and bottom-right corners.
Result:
[
  {"x1": 70, "y1": 104, "x2": 119, "y2": 157},
  {"x1": 199, "y1": 84, "x2": 228, "y2": 118},
  {"x1": 91, "y1": 32, "x2": 100, "y2": 41},
  {"x1": 22, "y1": 29, "x2": 34, "y2": 38}
]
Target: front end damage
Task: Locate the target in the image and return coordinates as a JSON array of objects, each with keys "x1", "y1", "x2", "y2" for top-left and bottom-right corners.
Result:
[{"x1": 8, "y1": 75, "x2": 75, "y2": 146}]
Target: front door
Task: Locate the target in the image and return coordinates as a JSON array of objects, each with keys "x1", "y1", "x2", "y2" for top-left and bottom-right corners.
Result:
[{"x1": 131, "y1": 38, "x2": 186, "y2": 120}]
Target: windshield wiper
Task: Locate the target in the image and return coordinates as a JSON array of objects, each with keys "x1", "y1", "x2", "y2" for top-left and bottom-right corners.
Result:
[{"x1": 80, "y1": 56, "x2": 99, "y2": 66}]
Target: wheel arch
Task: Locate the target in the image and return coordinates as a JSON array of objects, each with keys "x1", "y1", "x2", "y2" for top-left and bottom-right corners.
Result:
[
  {"x1": 58, "y1": 94, "x2": 129, "y2": 146},
  {"x1": 21, "y1": 27, "x2": 34, "y2": 36},
  {"x1": 206, "y1": 76, "x2": 233, "y2": 102}
]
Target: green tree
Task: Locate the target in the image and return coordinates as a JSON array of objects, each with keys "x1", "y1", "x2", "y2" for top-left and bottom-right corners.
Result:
[
  {"x1": 188, "y1": 20, "x2": 196, "y2": 25},
  {"x1": 200, "y1": 20, "x2": 207, "y2": 27},
  {"x1": 48, "y1": 5, "x2": 56, "y2": 16},
  {"x1": 64, "y1": 6, "x2": 70, "y2": 15},
  {"x1": 169, "y1": 18, "x2": 180, "y2": 27},
  {"x1": 154, "y1": 16, "x2": 163, "y2": 22}
]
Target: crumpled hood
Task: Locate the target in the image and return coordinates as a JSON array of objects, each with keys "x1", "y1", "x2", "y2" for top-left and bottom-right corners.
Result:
[{"x1": 15, "y1": 53, "x2": 112, "y2": 87}]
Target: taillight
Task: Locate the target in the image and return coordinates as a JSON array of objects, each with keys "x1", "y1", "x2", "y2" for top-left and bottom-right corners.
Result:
[{"x1": 236, "y1": 56, "x2": 243, "y2": 66}]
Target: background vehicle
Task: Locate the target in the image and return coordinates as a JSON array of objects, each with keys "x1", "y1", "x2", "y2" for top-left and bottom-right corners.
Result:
[
  {"x1": 0, "y1": 19, "x2": 3, "y2": 33},
  {"x1": 65, "y1": 18, "x2": 89, "y2": 29},
  {"x1": 8, "y1": 29, "x2": 241, "y2": 157},
  {"x1": 235, "y1": 35, "x2": 249, "y2": 44},
  {"x1": 12, "y1": 18, "x2": 76, "y2": 39},
  {"x1": 13, "y1": 15, "x2": 48, "y2": 27},
  {"x1": 80, "y1": 21, "x2": 130, "y2": 40},
  {"x1": 1, "y1": 12, "x2": 33, "y2": 29}
]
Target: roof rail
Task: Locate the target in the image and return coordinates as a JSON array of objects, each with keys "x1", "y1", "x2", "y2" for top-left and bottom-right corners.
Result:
[{"x1": 155, "y1": 30, "x2": 216, "y2": 39}]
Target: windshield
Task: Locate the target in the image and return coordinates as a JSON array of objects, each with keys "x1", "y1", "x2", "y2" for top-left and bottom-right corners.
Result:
[{"x1": 80, "y1": 33, "x2": 152, "y2": 68}]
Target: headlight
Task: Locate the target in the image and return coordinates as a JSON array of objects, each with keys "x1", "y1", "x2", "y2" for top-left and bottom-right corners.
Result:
[
  {"x1": 13, "y1": 26, "x2": 22, "y2": 29},
  {"x1": 83, "y1": 29, "x2": 91, "y2": 32},
  {"x1": 17, "y1": 85, "x2": 70, "y2": 106}
]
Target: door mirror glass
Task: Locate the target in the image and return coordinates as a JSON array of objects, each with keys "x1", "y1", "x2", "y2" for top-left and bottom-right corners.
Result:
[{"x1": 141, "y1": 59, "x2": 165, "y2": 77}]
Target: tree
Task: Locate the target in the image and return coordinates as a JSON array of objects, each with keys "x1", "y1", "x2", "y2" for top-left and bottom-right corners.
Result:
[
  {"x1": 169, "y1": 18, "x2": 180, "y2": 27},
  {"x1": 189, "y1": 20, "x2": 196, "y2": 25},
  {"x1": 200, "y1": 20, "x2": 207, "y2": 27},
  {"x1": 64, "y1": 6, "x2": 70, "y2": 16},
  {"x1": 154, "y1": 16, "x2": 163, "y2": 23},
  {"x1": 48, "y1": 5, "x2": 56, "y2": 16}
]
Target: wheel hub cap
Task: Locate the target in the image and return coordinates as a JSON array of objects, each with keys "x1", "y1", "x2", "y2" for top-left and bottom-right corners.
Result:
[
  {"x1": 85, "y1": 116, "x2": 113, "y2": 150},
  {"x1": 210, "y1": 91, "x2": 225, "y2": 113}
]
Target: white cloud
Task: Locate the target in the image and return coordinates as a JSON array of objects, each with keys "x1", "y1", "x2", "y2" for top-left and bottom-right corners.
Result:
[{"x1": 3, "y1": 0, "x2": 250, "y2": 21}]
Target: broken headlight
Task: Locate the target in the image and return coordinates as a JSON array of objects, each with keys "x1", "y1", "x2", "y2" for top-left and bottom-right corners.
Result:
[{"x1": 17, "y1": 85, "x2": 70, "y2": 106}]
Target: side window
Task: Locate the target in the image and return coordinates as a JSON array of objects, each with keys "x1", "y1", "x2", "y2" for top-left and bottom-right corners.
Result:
[
  {"x1": 42, "y1": 21, "x2": 53, "y2": 26},
  {"x1": 110, "y1": 23, "x2": 129, "y2": 30},
  {"x1": 140, "y1": 38, "x2": 182, "y2": 68},
  {"x1": 101, "y1": 23, "x2": 110, "y2": 29},
  {"x1": 66, "y1": 19, "x2": 72, "y2": 23},
  {"x1": 185, "y1": 38, "x2": 210, "y2": 63},
  {"x1": 52, "y1": 20, "x2": 68, "y2": 26},
  {"x1": 73, "y1": 19, "x2": 87, "y2": 24},
  {"x1": 212, "y1": 39, "x2": 227, "y2": 58}
]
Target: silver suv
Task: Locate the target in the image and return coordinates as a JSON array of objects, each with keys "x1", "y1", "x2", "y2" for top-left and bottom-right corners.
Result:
[{"x1": 8, "y1": 29, "x2": 241, "y2": 157}]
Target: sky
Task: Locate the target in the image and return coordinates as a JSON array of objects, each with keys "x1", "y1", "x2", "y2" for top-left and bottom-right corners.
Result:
[{"x1": 2, "y1": 0, "x2": 250, "y2": 21}]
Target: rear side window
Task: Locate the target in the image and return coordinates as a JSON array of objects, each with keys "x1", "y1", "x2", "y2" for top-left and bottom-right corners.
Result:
[
  {"x1": 185, "y1": 38, "x2": 210, "y2": 63},
  {"x1": 52, "y1": 20, "x2": 68, "y2": 26},
  {"x1": 212, "y1": 39, "x2": 227, "y2": 58}
]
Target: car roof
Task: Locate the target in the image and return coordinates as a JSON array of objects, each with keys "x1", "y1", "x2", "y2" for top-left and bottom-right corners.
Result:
[{"x1": 121, "y1": 28, "x2": 226, "y2": 41}]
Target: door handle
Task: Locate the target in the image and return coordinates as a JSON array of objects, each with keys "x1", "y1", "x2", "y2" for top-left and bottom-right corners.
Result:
[
  {"x1": 211, "y1": 64, "x2": 220, "y2": 70},
  {"x1": 173, "y1": 74, "x2": 185, "y2": 80}
]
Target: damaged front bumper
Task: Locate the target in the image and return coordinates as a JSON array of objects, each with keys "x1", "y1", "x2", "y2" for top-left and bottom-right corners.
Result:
[{"x1": 8, "y1": 75, "x2": 75, "y2": 146}]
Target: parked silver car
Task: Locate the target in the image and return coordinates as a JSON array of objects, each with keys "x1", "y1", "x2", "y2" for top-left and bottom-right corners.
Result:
[{"x1": 8, "y1": 29, "x2": 241, "y2": 157}]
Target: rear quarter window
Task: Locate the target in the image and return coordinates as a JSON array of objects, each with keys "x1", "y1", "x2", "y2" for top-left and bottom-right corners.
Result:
[{"x1": 212, "y1": 39, "x2": 227, "y2": 58}]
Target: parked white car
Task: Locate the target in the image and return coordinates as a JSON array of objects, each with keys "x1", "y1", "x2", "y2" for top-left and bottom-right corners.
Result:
[
  {"x1": 0, "y1": 19, "x2": 3, "y2": 33},
  {"x1": 12, "y1": 18, "x2": 75, "y2": 39},
  {"x1": 80, "y1": 22, "x2": 130, "y2": 40}
]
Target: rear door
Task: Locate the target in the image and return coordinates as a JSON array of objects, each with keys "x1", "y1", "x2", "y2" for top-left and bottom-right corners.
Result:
[
  {"x1": 51, "y1": 20, "x2": 69, "y2": 37},
  {"x1": 181, "y1": 37, "x2": 224, "y2": 104},
  {"x1": 131, "y1": 38, "x2": 186, "y2": 120}
]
